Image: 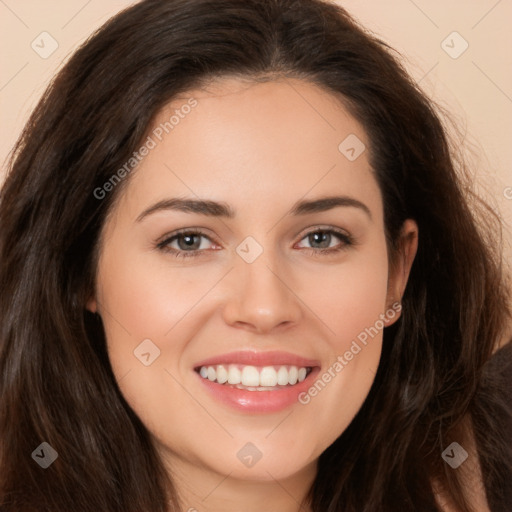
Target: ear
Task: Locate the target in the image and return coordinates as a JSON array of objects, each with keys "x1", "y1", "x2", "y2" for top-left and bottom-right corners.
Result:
[
  {"x1": 86, "y1": 296, "x2": 98, "y2": 313},
  {"x1": 384, "y1": 219, "x2": 418, "y2": 327}
]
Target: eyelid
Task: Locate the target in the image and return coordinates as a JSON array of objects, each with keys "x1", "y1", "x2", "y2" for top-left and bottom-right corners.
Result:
[
  {"x1": 294, "y1": 224, "x2": 352, "y2": 241},
  {"x1": 156, "y1": 227, "x2": 218, "y2": 246}
]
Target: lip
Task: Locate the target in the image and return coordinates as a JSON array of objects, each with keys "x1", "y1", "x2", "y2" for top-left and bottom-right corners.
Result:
[
  {"x1": 193, "y1": 351, "x2": 321, "y2": 413},
  {"x1": 193, "y1": 350, "x2": 321, "y2": 369}
]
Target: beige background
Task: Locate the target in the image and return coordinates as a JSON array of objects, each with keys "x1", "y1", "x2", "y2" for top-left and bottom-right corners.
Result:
[{"x1": 1, "y1": 0, "x2": 511, "y2": 259}]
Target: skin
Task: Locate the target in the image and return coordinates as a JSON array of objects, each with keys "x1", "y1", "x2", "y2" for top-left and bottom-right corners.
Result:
[{"x1": 88, "y1": 78, "x2": 418, "y2": 512}]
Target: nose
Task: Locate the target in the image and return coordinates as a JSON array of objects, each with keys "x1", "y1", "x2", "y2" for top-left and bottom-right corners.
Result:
[{"x1": 222, "y1": 253, "x2": 303, "y2": 334}]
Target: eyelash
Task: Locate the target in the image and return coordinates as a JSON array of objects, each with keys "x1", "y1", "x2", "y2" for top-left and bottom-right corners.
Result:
[{"x1": 156, "y1": 227, "x2": 354, "y2": 259}]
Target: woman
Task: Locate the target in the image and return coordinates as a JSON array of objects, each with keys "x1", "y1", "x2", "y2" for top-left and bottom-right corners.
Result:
[{"x1": 0, "y1": 0, "x2": 510, "y2": 510}]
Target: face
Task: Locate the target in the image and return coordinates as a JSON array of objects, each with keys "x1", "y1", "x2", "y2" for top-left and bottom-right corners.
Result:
[{"x1": 89, "y1": 78, "x2": 417, "y2": 488}]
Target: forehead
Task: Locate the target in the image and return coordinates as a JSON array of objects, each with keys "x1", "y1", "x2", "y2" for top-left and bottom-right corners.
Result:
[{"x1": 116, "y1": 78, "x2": 382, "y2": 222}]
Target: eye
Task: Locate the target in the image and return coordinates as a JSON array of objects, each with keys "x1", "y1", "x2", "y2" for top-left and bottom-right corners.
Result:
[
  {"x1": 156, "y1": 229, "x2": 218, "y2": 258},
  {"x1": 295, "y1": 228, "x2": 353, "y2": 255},
  {"x1": 156, "y1": 227, "x2": 354, "y2": 259}
]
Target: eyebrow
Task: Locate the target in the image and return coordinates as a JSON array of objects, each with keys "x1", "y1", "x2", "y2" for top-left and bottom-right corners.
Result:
[{"x1": 136, "y1": 195, "x2": 372, "y2": 222}]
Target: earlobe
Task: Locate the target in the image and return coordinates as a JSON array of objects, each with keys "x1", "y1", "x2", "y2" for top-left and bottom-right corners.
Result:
[
  {"x1": 398, "y1": 219, "x2": 419, "y2": 297},
  {"x1": 385, "y1": 219, "x2": 419, "y2": 326},
  {"x1": 383, "y1": 300, "x2": 403, "y2": 327},
  {"x1": 86, "y1": 297, "x2": 98, "y2": 313}
]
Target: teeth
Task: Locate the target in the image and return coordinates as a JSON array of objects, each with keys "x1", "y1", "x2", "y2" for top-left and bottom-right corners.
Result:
[
  {"x1": 288, "y1": 366, "x2": 298, "y2": 385},
  {"x1": 277, "y1": 366, "x2": 289, "y2": 385},
  {"x1": 260, "y1": 366, "x2": 278, "y2": 387},
  {"x1": 241, "y1": 366, "x2": 260, "y2": 387},
  {"x1": 216, "y1": 365, "x2": 228, "y2": 384},
  {"x1": 197, "y1": 364, "x2": 311, "y2": 388},
  {"x1": 227, "y1": 365, "x2": 241, "y2": 384}
]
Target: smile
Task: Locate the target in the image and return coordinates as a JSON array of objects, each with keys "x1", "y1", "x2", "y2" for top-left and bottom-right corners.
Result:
[
  {"x1": 196, "y1": 364, "x2": 312, "y2": 390},
  {"x1": 193, "y1": 351, "x2": 321, "y2": 413}
]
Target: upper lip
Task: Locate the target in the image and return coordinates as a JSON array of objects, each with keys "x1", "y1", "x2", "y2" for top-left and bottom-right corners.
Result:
[{"x1": 194, "y1": 350, "x2": 321, "y2": 369}]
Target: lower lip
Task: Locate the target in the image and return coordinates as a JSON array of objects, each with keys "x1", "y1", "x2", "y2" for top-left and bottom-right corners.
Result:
[{"x1": 195, "y1": 368, "x2": 320, "y2": 413}]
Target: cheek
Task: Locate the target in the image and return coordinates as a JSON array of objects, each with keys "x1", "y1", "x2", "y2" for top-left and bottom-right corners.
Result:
[
  {"x1": 293, "y1": 239, "x2": 389, "y2": 445},
  {"x1": 97, "y1": 249, "x2": 220, "y2": 342},
  {"x1": 95, "y1": 246, "x2": 230, "y2": 406},
  {"x1": 299, "y1": 239, "x2": 390, "y2": 347},
  {"x1": 94, "y1": 250, "x2": 213, "y2": 429}
]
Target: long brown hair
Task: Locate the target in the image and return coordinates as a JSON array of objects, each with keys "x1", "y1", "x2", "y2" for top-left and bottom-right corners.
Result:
[{"x1": 1, "y1": 0, "x2": 510, "y2": 510}]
